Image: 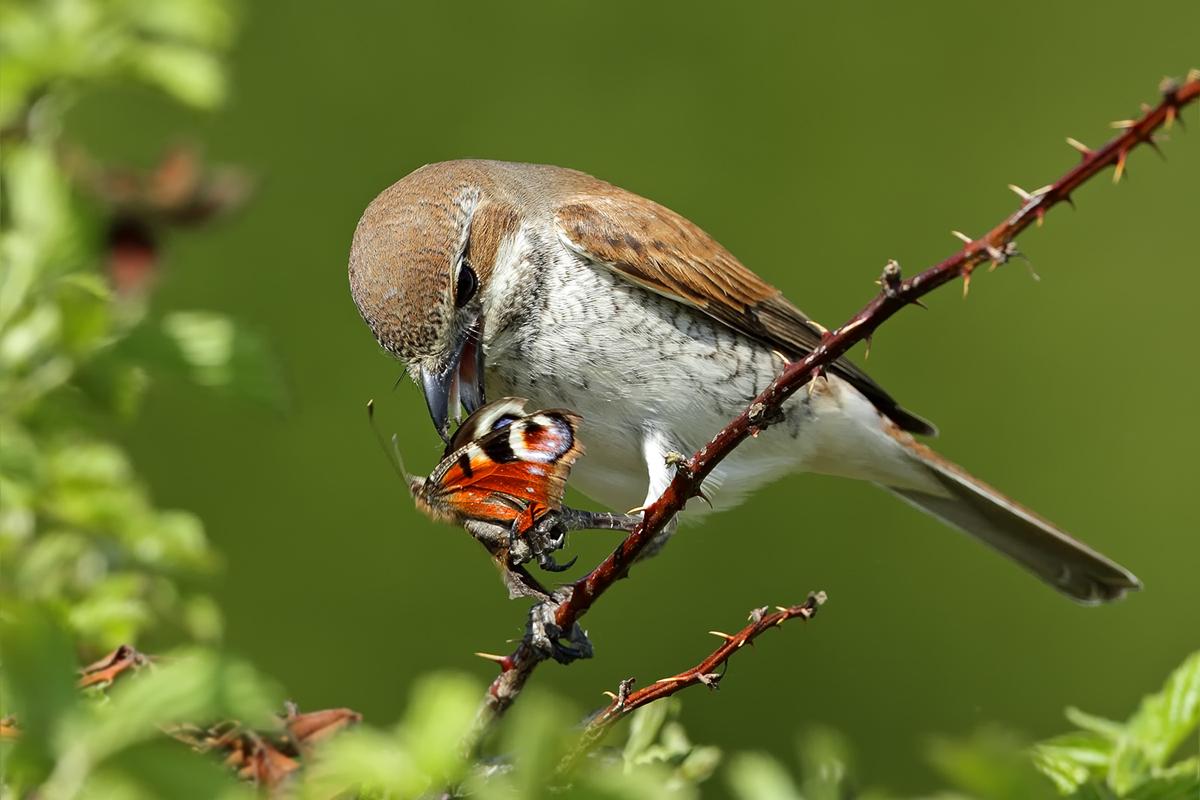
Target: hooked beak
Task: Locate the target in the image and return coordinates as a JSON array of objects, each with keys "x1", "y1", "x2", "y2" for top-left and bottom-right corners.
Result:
[{"x1": 420, "y1": 318, "x2": 485, "y2": 442}]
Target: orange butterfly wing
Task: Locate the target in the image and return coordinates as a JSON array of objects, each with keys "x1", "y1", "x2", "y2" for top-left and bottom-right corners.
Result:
[{"x1": 414, "y1": 408, "x2": 584, "y2": 533}]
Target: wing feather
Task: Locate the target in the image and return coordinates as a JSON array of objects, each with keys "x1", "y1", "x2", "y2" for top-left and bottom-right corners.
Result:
[{"x1": 554, "y1": 191, "x2": 936, "y2": 436}]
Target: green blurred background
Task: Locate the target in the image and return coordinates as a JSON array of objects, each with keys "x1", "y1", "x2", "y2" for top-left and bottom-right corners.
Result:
[{"x1": 64, "y1": 1, "x2": 1198, "y2": 794}]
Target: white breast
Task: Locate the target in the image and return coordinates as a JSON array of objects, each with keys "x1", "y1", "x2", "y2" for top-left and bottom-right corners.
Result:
[{"x1": 481, "y1": 226, "x2": 937, "y2": 517}]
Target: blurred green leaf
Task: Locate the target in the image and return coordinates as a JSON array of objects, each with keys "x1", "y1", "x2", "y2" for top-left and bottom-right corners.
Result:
[
  {"x1": 499, "y1": 691, "x2": 578, "y2": 800},
  {"x1": 128, "y1": 42, "x2": 225, "y2": 108},
  {"x1": 1123, "y1": 652, "x2": 1200, "y2": 769},
  {"x1": 77, "y1": 650, "x2": 280, "y2": 765},
  {"x1": 1032, "y1": 732, "x2": 1113, "y2": 793},
  {"x1": 119, "y1": 311, "x2": 288, "y2": 409},
  {"x1": 927, "y1": 728, "x2": 1056, "y2": 800},
  {"x1": 301, "y1": 725, "x2": 423, "y2": 800},
  {"x1": 677, "y1": 744, "x2": 721, "y2": 787},
  {"x1": 125, "y1": 0, "x2": 236, "y2": 48},
  {"x1": 624, "y1": 701, "x2": 670, "y2": 764},
  {"x1": 75, "y1": 356, "x2": 149, "y2": 419},
  {"x1": 399, "y1": 672, "x2": 478, "y2": 784},
  {"x1": 0, "y1": 604, "x2": 78, "y2": 753},
  {"x1": 797, "y1": 727, "x2": 854, "y2": 800},
  {"x1": 54, "y1": 273, "x2": 112, "y2": 356},
  {"x1": 1124, "y1": 757, "x2": 1199, "y2": 800},
  {"x1": 1066, "y1": 707, "x2": 1128, "y2": 742},
  {"x1": 95, "y1": 737, "x2": 245, "y2": 800},
  {"x1": 1110, "y1": 652, "x2": 1200, "y2": 795},
  {"x1": 725, "y1": 751, "x2": 803, "y2": 800}
]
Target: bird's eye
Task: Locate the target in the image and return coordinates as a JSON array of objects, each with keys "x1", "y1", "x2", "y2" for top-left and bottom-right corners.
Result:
[{"x1": 454, "y1": 262, "x2": 478, "y2": 308}]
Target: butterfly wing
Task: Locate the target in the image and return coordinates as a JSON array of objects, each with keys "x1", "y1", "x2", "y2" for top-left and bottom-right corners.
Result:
[{"x1": 415, "y1": 404, "x2": 584, "y2": 531}]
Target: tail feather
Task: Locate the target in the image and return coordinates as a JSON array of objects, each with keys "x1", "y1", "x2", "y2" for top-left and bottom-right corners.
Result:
[{"x1": 885, "y1": 439, "x2": 1142, "y2": 605}]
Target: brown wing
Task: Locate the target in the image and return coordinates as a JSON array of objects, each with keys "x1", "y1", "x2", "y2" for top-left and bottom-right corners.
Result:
[{"x1": 553, "y1": 190, "x2": 936, "y2": 436}]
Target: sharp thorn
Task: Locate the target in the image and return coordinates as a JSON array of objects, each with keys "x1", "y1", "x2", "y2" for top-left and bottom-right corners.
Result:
[
  {"x1": 1146, "y1": 139, "x2": 1167, "y2": 161},
  {"x1": 864, "y1": 333, "x2": 872, "y2": 360},
  {"x1": 1063, "y1": 195, "x2": 1076, "y2": 211},
  {"x1": 962, "y1": 271, "x2": 971, "y2": 299},
  {"x1": 708, "y1": 630, "x2": 736, "y2": 641},
  {"x1": 1007, "y1": 184, "x2": 1033, "y2": 201},
  {"x1": 694, "y1": 488, "x2": 714, "y2": 509},
  {"x1": 912, "y1": 299, "x2": 929, "y2": 311},
  {"x1": 603, "y1": 691, "x2": 618, "y2": 700},
  {"x1": 1140, "y1": 103, "x2": 1152, "y2": 113},
  {"x1": 1036, "y1": 208, "x2": 1045, "y2": 228},
  {"x1": 475, "y1": 652, "x2": 510, "y2": 665},
  {"x1": 626, "y1": 505, "x2": 648, "y2": 514},
  {"x1": 951, "y1": 230, "x2": 973, "y2": 244},
  {"x1": 1113, "y1": 150, "x2": 1127, "y2": 183},
  {"x1": 1066, "y1": 137, "x2": 1092, "y2": 155},
  {"x1": 1110, "y1": 120, "x2": 1137, "y2": 130},
  {"x1": 1188, "y1": 68, "x2": 1200, "y2": 82},
  {"x1": 1165, "y1": 106, "x2": 1176, "y2": 130}
]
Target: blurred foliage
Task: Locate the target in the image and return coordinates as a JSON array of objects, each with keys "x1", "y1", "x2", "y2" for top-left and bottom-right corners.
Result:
[
  {"x1": 2, "y1": 1, "x2": 1197, "y2": 798},
  {"x1": 0, "y1": 605, "x2": 274, "y2": 799},
  {"x1": 724, "y1": 652, "x2": 1198, "y2": 800},
  {"x1": 2, "y1": 604, "x2": 1194, "y2": 798},
  {"x1": 0, "y1": 0, "x2": 281, "y2": 655}
]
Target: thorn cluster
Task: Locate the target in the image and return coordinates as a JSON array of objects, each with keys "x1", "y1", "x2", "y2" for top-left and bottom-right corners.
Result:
[{"x1": 552, "y1": 592, "x2": 827, "y2": 779}]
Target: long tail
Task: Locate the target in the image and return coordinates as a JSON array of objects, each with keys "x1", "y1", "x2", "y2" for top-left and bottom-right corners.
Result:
[{"x1": 884, "y1": 438, "x2": 1142, "y2": 605}]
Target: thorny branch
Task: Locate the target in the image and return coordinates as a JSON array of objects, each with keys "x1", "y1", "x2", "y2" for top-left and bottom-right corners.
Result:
[
  {"x1": 1, "y1": 646, "x2": 363, "y2": 796},
  {"x1": 554, "y1": 592, "x2": 826, "y2": 779},
  {"x1": 467, "y1": 72, "x2": 1200, "y2": 751}
]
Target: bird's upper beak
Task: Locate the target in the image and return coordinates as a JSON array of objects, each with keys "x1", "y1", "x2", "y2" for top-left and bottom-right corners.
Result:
[{"x1": 420, "y1": 317, "x2": 485, "y2": 442}]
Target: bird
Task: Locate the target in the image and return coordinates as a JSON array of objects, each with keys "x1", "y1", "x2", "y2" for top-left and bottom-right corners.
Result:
[{"x1": 347, "y1": 159, "x2": 1140, "y2": 604}]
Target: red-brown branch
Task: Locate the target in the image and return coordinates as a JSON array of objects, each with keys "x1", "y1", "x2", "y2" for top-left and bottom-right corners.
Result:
[
  {"x1": 554, "y1": 592, "x2": 826, "y2": 778},
  {"x1": 467, "y1": 72, "x2": 1199, "y2": 747}
]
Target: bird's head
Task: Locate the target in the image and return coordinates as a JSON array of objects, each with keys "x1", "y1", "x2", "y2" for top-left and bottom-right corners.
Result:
[{"x1": 348, "y1": 160, "x2": 533, "y2": 440}]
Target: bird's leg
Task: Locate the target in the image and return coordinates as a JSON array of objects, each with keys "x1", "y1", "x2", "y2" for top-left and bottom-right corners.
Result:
[
  {"x1": 518, "y1": 507, "x2": 641, "y2": 574},
  {"x1": 553, "y1": 508, "x2": 643, "y2": 533},
  {"x1": 526, "y1": 586, "x2": 592, "y2": 664}
]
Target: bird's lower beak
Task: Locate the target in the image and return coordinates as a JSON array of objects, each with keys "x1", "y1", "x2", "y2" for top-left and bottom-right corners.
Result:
[{"x1": 420, "y1": 318, "x2": 485, "y2": 442}]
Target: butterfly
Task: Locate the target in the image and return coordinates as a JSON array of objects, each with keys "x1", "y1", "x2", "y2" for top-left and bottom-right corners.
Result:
[{"x1": 395, "y1": 398, "x2": 639, "y2": 599}]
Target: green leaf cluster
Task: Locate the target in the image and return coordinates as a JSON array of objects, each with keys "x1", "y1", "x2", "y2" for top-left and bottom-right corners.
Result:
[
  {"x1": 305, "y1": 687, "x2": 722, "y2": 800},
  {"x1": 723, "y1": 652, "x2": 1199, "y2": 800},
  {"x1": 0, "y1": 605, "x2": 276, "y2": 800},
  {"x1": 0, "y1": 0, "x2": 284, "y2": 652},
  {"x1": 1034, "y1": 652, "x2": 1199, "y2": 800},
  {"x1": 0, "y1": 0, "x2": 237, "y2": 121}
]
